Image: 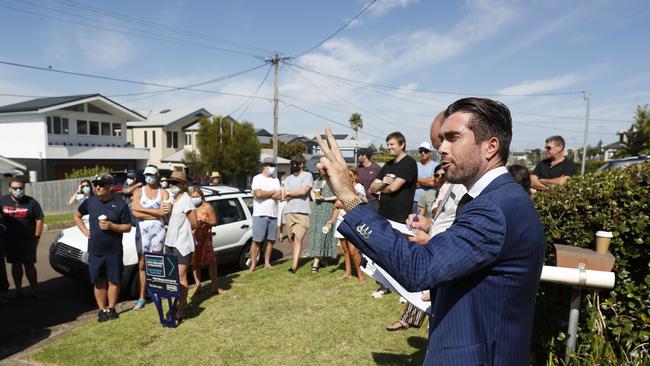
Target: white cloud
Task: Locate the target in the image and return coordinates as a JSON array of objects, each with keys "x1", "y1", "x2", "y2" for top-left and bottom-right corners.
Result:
[
  {"x1": 369, "y1": 0, "x2": 419, "y2": 17},
  {"x1": 499, "y1": 72, "x2": 591, "y2": 95},
  {"x1": 76, "y1": 30, "x2": 134, "y2": 69}
]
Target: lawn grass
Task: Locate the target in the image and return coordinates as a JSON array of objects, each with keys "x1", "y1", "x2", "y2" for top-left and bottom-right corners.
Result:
[
  {"x1": 44, "y1": 212, "x2": 75, "y2": 226},
  {"x1": 29, "y1": 258, "x2": 428, "y2": 365}
]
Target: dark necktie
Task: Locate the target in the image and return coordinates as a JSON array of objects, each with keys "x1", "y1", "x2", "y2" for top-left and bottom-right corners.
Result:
[{"x1": 456, "y1": 193, "x2": 474, "y2": 212}]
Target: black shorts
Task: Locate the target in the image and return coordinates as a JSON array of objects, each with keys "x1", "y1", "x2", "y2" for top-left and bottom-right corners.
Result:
[
  {"x1": 88, "y1": 253, "x2": 123, "y2": 284},
  {"x1": 164, "y1": 246, "x2": 192, "y2": 265},
  {"x1": 4, "y1": 238, "x2": 37, "y2": 264}
]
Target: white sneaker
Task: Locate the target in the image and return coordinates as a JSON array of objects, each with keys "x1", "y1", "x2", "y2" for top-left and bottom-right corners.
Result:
[
  {"x1": 372, "y1": 289, "x2": 388, "y2": 299},
  {"x1": 399, "y1": 296, "x2": 407, "y2": 304}
]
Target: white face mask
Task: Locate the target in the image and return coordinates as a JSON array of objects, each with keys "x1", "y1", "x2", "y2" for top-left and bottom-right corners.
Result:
[
  {"x1": 160, "y1": 181, "x2": 169, "y2": 188},
  {"x1": 145, "y1": 176, "x2": 157, "y2": 185},
  {"x1": 10, "y1": 188, "x2": 24, "y2": 199},
  {"x1": 82, "y1": 186, "x2": 91, "y2": 194},
  {"x1": 126, "y1": 178, "x2": 134, "y2": 185},
  {"x1": 191, "y1": 197, "x2": 203, "y2": 206},
  {"x1": 266, "y1": 166, "x2": 275, "y2": 175},
  {"x1": 169, "y1": 186, "x2": 181, "y2": 196}
]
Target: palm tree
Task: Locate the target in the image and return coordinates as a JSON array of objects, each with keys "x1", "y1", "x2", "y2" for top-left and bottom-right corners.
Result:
[{"x1": 349, "y1": 112, "x2": 363, "y2": 165}]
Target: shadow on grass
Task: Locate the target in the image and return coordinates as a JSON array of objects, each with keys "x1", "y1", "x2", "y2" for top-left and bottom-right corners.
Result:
[{"x1": 372, "y1": 335, "x2": 428, "y2": 365}]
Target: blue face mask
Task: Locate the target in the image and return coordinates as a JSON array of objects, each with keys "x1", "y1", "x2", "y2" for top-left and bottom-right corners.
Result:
[
  {"x1": 191, "y1": 197, "x2": 203, "y2": 206},
  {"x1": 82, "y1": 186, "x2": 91, "y2": 194},
  {"x1": 11, "y1": 188, "x2": 24, "y2": 199},
  {"x1": 169, "y1": 186, "x2": 181, "y2": 196}
]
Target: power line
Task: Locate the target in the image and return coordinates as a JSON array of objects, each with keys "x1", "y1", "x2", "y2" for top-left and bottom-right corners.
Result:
[
  {"x1": 49, "y1": 0, "x2": 280, "y2": 56},
  {"x1": 0, "y1": 60, "x2": 275, "y2": 101},
  {"x1": 287, "y1": 103, "x2": 383, "y2": 139},
  {"x1": 227, "y1": 64, "x2": 273, "y2": 120},
  {"x1": 1, "y1": 3, "x2": 265, "y2": 59},
  {"x1": 287, "y1": 61, "x2": 585, "y2": 98},
  {"x1": 285, "y1": 63, "x2": 423, "y2": 131},
  {"x1": 294, "y1": 0, "x2": 377, "y2": 59},
  {"x1": 0, "y1": 92, "x2": 50, "y2": 98}
]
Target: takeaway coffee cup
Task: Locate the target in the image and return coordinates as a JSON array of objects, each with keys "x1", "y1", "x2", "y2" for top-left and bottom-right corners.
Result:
[
  {"x1": 595, "y1": 231, "x2": 613, "y2": 254},
  {"x1": 98, "y1": 214, "x2": 107, "y2": 222}
]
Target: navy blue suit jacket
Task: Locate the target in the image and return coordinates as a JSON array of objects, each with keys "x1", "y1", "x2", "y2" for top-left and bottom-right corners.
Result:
[{"x1": 339, "y1": 173, "x2": 546, "y2": 365}]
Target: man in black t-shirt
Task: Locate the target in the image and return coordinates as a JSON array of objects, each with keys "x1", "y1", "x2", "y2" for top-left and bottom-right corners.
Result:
[
  {"x1": 0, "y1": 178, "x2": 44, "y2": 300},
  {"x1": 75, "y1": 173, "x2": 132, "y2": 322},
  {"x1": 370, "y1": 131, "x2": 418, "y2": 223},
  {"x1": 530, "y1": 135, "x2": 577, "y2": 191}
]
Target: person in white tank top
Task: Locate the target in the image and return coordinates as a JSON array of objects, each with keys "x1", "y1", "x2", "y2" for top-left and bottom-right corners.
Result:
[{"x1": 130, "y1": 166, "x2": 170, "y2": 310}]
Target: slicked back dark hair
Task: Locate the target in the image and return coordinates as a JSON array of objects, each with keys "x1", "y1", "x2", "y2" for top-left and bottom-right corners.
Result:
[{"x1": 444, "y1": 97, "x2": 512, "y2": 162}]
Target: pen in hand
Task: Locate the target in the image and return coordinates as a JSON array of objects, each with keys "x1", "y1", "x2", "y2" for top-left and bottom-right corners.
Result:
[{"x1": 410, "y1": 211, "x2": 419, "y2": 230}]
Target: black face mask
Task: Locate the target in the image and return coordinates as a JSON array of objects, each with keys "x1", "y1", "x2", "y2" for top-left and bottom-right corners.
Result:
[{"x1": 290, "y1": 165, "x2": 300, "y2": 173}]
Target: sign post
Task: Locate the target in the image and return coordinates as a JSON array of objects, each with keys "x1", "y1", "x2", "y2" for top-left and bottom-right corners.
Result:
[{"x1": 144, "y1": 253, "x2": 181, "y2": 328}]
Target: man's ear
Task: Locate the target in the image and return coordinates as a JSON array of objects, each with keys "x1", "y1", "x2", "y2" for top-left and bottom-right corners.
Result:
[{"x1": 484, "y1": 137, "x2": 500, "y2": 161}]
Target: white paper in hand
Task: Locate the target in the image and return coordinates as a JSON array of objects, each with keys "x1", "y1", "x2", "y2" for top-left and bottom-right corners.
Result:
[{"x1": 388, "y1": 220, "x2": 415, "y2": 236}]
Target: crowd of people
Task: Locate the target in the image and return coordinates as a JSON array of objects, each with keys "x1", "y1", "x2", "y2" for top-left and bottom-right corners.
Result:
[{"x1": 0, "y1": 97, "x2": 581, "y2": 366}]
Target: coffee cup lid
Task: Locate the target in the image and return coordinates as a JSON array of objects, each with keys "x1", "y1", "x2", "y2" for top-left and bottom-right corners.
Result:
[{"x1": 596, "y1": 231, "x2": 613, "y2": 238}]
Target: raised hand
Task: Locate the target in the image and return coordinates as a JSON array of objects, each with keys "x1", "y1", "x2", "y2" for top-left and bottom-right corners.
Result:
[{"x1": 315, "y1": 127, "x2": 357, "y2": 205}]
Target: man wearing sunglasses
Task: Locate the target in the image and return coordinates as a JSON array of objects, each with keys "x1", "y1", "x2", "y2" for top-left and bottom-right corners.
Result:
[
  {"x1": 74, "y1": 173, "x2": 132, "y2": 322},
  {"x1": 530, "y1": 135, "x2": 577, "y2": 191},
  {"x1": 0, "y1": 178, "x2": 44, "y2": 301}
]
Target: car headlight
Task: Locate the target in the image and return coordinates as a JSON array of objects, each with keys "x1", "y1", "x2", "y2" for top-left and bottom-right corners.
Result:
[
  {"x1": 80, "y1": 251, "x2": 89, "y2": 264},
  {"x1": 53, "y1": 231, "x2": 64, "y2": 244}
]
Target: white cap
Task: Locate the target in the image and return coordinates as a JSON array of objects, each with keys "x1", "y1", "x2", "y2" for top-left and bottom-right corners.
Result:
[
  {"x1": 418, "y1": 142, "x2": 433, "y2": 151},
  {"x1": 596, "y1": 231, "x2": 613, "y2": 238},
  {"x1": 144, "y1": 166, "x2": 158, "y2": 175}
]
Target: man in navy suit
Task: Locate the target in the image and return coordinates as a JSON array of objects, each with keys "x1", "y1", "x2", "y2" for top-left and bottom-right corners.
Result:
[{"x1": 316, "y1": 98, "x2": 546, "y2": 365}]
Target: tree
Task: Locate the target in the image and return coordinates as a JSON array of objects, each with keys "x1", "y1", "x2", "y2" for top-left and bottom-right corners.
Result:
[
  {"x1": 349, "y1": 112, "x2": 363, "y2": 164},
  {"x1": 617, "y1": 104, "x2": 650, "y2": 157},
  {"x1": 195, "y1": 115, "x2": 261, "y2": 185},
  {"x1": 278, "y1": 140, "x2": 305, "y2": 161}
]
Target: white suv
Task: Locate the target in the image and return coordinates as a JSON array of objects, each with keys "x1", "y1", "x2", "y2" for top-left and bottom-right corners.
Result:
[{"x1": 49, "y1": 186, "x2": 255, "y2": 297}]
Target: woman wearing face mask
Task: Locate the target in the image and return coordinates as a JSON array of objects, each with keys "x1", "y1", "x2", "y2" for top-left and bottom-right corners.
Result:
[
  {"x1": 130, "y1": 165, "x2": 170, "y2": 310},
  {"x1": 68, "y1": 179, "x2": 93, "y2": 208},
  {"x1": 164, "y1": 171, "x2": 197, "y2": 320},
  {"x1": 189, "y1": 187, "x2": 219, "y2": 296}
]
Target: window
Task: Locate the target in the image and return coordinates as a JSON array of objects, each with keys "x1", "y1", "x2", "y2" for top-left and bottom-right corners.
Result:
[
  {"x1": 46, "y1": 117, "x2": 52, "y2": 134},
  {"x1": 166, "y1": 131, "x2": 178, "y2": 148},
  {"x1": 211, "y1": 198, "x2": 246, "y2": 225},
  {"x1": 144, "y1": 131, "x2": 148, "y2": 148},
  {"x1": 101, "y1": 122, "x2": 111, "y2": 136},
  {"x1": 89, "y1": 121, "x2": 99, "y2": 135},
  {"x1": 112, "y1": 123, "x2": 121, "y2": 137},
  {"x1": 77, "y1": 120, "x2": 88, "y2": 135},
  {"x1": 186, "y1": 133, "x2": 192, "y2": 146},
  {"x1": 152, "y1": 131, "x2": 156, "y2": 148},
  {"x1": 61, "y1": 104, "x2": 84, "y2": 112},
  {"x1": 46, "y1": 116, "x2": 69, "y2": 134}
]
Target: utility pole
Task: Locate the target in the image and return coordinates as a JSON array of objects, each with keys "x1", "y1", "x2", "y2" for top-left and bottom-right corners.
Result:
[
  {"x1": 266, "y1": 54, "x2": 290, "y2": 176},
  {"x1": 580, "y1": 90, "x2": 592, "y2": 175}
]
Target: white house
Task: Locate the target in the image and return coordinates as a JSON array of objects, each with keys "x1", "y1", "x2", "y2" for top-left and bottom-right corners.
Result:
[
  {"x1": 126, "y1": 108, "x2": 213, "y2": 170},
  {"x1": 0, "y1": 94, "x2": 149, "y2": 181},
  {"x1": 312, "y1": 134, "x2": 377, "y2": 163}
]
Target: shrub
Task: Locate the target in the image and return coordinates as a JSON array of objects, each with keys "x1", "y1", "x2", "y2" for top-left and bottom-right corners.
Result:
[
  {"x1": 532, "y1": 162, "x2": 650, "y2": 364},
  {"x1": 64, "y1": 165, "x2": 111, "y2": 179}
]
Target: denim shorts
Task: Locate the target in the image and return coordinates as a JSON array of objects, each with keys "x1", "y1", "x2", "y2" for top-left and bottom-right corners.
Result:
[
  {"x1": 252, "y1": 216, "x2": 277, "y2": 243},
  {"x1": 88, "y1": 253, "x2": 123, "y2": 284}
]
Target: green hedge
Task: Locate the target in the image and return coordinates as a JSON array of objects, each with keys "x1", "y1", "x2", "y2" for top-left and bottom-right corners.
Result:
[{"x1": 532, "y1": 162, "x2": 650, "y2": 364}]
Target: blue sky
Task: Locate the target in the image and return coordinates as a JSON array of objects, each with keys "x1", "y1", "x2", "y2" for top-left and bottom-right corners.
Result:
[{"x1": 1, "y1": 0, "x2": 649, "y2": 151}]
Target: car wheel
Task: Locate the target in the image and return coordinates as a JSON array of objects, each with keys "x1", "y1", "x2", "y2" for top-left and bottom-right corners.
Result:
[{"x1": 238, "y1": 239, "x2": 260, "y2": 269}]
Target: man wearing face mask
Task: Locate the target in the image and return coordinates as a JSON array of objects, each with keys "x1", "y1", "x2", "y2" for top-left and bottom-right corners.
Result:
[
  {"x1": 0, "y1": 178, "x2": 45, "y2": 300},
  {"x1": 121, "y1": 171, "x2": 142, "y2": 205},
  {"x1": 249, "y1": 158, "x2": 282, "y2": 272},
  {"x1": 283, "y1": 158, "x2": 313, "y2": 273},
  {"x1": 130, "y1": 165, "x2": 170, "y2": 310}
]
